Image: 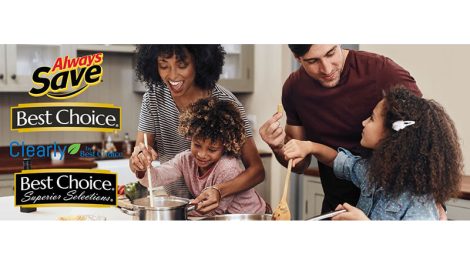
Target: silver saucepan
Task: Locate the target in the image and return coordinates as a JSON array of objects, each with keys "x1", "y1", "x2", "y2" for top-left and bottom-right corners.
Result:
[
  {"x1": 201, "y1": 214, "x2": 272, "y2": 221},
  {"x1": 118, "y1": 196, "x2": 196, "y2": 220}
]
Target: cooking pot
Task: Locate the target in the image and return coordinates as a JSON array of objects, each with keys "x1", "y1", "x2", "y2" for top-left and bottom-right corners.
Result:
[
  {"x1": 118, "y1": 196, "x2": 196, "y2": 220},
  {"x1": 201, "y1": 214, "x2": 272, "y2": 221}
]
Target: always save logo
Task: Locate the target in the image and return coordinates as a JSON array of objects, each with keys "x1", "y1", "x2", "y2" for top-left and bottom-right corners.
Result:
[{"x1": 29, "y1": 53, "x2": 103, "y2": 99}]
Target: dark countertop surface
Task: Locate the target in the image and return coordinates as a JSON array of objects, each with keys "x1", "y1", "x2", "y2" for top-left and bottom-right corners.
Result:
[
  {"x1": 0, "y1": 157, "x2": 97, "y2": 174},
  {"x1": 303, "y1": 168, "x2": 470, "y2": 200}
]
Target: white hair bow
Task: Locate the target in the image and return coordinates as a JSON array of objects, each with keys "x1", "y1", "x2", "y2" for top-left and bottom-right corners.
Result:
[{"x1": 392, "y1": 120, "x2": 415, "y2": 131}]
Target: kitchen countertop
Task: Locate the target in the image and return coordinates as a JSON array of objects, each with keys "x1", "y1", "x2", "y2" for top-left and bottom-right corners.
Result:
[
  {"x1": 0, "y1": 196, "x2": 130, "y2": 220},
  {"x1": 303, "y1": 167, "x2": 470, "y2": 200}
]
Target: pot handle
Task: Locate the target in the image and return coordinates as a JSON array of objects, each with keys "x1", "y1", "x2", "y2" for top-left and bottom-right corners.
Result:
[
  {"x1": 117, "y1": 205, "x2": 137, "y2": 216},
  {"x1": 187, "y1": 203, "x2": 197, "y2": 212}
]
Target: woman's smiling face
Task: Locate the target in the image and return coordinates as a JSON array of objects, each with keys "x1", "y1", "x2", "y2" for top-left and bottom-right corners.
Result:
[{"x1": 157, "y1": 48, "x2": 197, "y2": 98}]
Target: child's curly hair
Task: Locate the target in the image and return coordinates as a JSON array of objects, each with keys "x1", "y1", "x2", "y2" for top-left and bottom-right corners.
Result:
[
  {"x1": 178, "y1": 98, "x2": 247, "y2": 157},
  {"x1": 368, "y1": 87, "x2": 463, "y2": 204}
]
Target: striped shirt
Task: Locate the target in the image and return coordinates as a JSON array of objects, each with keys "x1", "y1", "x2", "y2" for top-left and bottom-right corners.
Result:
[{"x1": 138, "y1": 84, "x2": 253, "y2": 198}]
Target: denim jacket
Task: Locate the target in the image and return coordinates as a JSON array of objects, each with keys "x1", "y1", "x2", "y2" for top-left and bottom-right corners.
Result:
[{"x1": 333, "y1": 148, "x2": 438, "y2": 220}]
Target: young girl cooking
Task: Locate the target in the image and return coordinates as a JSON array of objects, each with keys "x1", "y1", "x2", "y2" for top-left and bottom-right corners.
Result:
[
  {"x1": 138, "y1": 97, "x2": 267, "y2": 216},
  {"x1": 283, "y1": 87, "x2": 463, "y2": 220}
]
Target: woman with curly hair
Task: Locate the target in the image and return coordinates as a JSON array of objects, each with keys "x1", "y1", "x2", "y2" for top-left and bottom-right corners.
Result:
[
  {"x1": 283, "y1": 87, "x2": 463, "y2": 220},
  {"x1": 138, "y1": 98, "x2": 267, "y2": 216},
  {"x1": 129, "y1": 45, "x2": 264, "y2": 214}
]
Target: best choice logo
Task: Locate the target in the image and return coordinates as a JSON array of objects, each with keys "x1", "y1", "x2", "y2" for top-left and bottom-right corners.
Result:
[
  {"x1": 30, "y1": 53, "x2": 103, "y2": 100},
  {"x1": 10, "y1": 102, "x2": 121, "y2": 132},
  {"x1": 14, "y1": 169, "x2": 117, "y2": 207}
]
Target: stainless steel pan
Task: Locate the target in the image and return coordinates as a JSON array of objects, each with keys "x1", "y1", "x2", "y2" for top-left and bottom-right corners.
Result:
[
  {"x1": 118, "y1": 196, "x2": 196, "y2": 220},
  {"x1": 201, "y1": 214, "x2": 272, "y2": 221}
]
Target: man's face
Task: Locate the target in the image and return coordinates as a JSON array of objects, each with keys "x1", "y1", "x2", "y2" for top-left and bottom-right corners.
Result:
[{"x1": 297, "y1": 45, "x2": 346, "y2": 88}]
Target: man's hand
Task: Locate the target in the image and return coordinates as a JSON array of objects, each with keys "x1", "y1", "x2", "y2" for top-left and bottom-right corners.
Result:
[
  {"x1": 259, "y1": 112, "x2": 286, "y2": 151},
  {"x1": 332, "y1": 203, "x2": 370, "y2": 220},
  {"x1": 283, "y1": 139, "x2": 312, "y2": 167}
]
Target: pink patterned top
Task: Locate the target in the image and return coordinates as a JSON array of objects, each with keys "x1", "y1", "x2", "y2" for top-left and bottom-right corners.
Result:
[{"x1": 138, "y1": 150, "x2": 266, "y2": 216}]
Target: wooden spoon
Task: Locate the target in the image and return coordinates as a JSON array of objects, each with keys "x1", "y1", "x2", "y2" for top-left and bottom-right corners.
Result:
[
  {"x1": 272, "y1": 159, "x2": 293, "y2": 220},
  {"x1": 143, "y1": 133, "x2": 155, "y2": 208}
]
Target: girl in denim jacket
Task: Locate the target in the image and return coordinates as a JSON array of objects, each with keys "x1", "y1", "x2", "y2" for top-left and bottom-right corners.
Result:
[{"x1": 283, "y1": 87, "x2": 463, "y2": 220}]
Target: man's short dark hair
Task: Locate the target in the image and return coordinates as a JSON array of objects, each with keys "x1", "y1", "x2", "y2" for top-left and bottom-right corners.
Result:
[{"x1": 288, "y1": 45, "x2": 312, "y2": 57}]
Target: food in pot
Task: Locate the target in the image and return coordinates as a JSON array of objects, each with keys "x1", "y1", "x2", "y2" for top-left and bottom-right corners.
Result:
[{"x1": 124, "y1": 182, "x2": 148, "y2": 201}]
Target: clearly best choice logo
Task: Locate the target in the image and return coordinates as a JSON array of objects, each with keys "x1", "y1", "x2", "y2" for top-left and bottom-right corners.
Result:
[
  {"x1": 9, "y1": 141, "x2": 81, "y2": 160},
  {"x1": 30, "y1": 53, "x2": 103, "y2": 100},
  {"x1": 9, "y1": 141, "x2": 124, "y2": 159}
]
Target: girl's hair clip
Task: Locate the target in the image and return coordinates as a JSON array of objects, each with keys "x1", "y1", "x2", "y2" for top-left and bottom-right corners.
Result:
[{"x1": 392, "y1": 120, "x2": 415, "y2": 131}]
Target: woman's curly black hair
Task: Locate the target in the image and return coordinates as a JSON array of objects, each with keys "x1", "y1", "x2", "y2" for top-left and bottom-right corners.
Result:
[
  {"x1": 135, "y1": 45, "x2": 225, "y2": 90},
  {"x1": 368, "y1": 87, "x2": 463, "y2": 204},
  {"x1": 178, "y1": 97, "x2": 246, "y2": 157}
]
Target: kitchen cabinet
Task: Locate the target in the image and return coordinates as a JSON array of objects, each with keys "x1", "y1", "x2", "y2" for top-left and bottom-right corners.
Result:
[
  {"x1": 300, "y1": 175, "x2": 324, "y2": 220},
  {"x1": 218, "y1": 44, "x2": 254, "y2": 93},
  {"x1": 75, "y1": 44, "x2": 136, "y2": 53},
  {"x1": 133, "y1": 44, "x2": 254, "y2": 93},
  {"x1": 0, "y1": 44, "x2": 76, "y2": 92},
  {"x1": 446, "y1": 198, "x2": 470, "y2": 220},
  {"x1": 0, "y1": 174, "x2": 14, "y2": 197}
]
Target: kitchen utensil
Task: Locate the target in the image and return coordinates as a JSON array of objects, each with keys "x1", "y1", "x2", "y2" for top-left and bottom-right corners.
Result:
[
  {"x1": 272, "y1": 159, "x2": 292, "y2": 220},
  {"x1": 307, "y1": 209, "x2": 347, "y2": 221},
  {"x1": 143, "y1": 133, "x2": 154, "y2": 207},
  {"x1": 117, "y1": 196, "x2": 196, "y2": 220},
  {"x1": 200, "y1": 214, "x2": 272, "y2": 221}
]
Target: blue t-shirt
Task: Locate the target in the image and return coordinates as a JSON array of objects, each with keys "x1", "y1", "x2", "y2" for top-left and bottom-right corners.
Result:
[{"x1": 333, "y1": 148, "x2": 438, "y2": 220}]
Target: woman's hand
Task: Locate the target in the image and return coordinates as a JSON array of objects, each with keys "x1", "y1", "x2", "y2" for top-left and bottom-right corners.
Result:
[
  {"x1": 283, "y1": 139, "x2": 312, "y2": 167},
  {"x1": 191, "y1": 186, "x2": 222, "y2": 214},
  {"x1": 129, "y1": 142, "x2": 158, "y2": 177},
  {"x1": 332, "y1": 203, "x2": 370, "y2": 220}
]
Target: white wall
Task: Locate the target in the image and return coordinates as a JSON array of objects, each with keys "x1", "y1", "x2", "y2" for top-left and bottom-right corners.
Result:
[
  {"x1": 361, "y1": 45, "x2": 470, "y2": 174},
  {"x1": 237, "y1": 44, "x2": 293, "y2": 206}
]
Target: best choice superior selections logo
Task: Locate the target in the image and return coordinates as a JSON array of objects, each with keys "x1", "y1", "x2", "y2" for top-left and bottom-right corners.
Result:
[
  {"x1": 30, "y1": 53, "x2": 103, "y2": 100},
  {"x1": 14, "y1": 169, "x2": 117, "y2": 208},
  {"x1": 10, "y1": 102, "x2": 121, "y2": 132}
]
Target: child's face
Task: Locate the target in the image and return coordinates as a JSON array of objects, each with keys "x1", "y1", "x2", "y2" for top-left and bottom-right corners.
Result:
[
  {"x1": 361, "y1": 99, "x2": 388, "y2": 149},
  {"x1": 191, "y1": 137, "x2": 224, "y2": 172}
]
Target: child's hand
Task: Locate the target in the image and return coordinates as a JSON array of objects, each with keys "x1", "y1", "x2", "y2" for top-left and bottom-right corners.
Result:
[
  {"x1": 332, "y1": 203, "x2": 370, "y2": 220},
  {"x1": 191, "y1": 186, "x2": 222, "y2": 214},
  {"x1": 283, "y1": 139, "x2": 312, "y2": 167}
]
